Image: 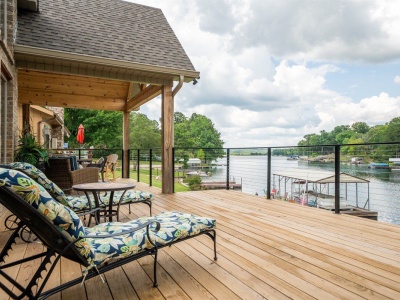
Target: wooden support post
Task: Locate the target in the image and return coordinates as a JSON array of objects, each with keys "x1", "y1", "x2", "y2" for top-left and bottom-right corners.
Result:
[
  {"x1": 122, "y1": 111, "x2": 130, "y2": 178},
  {"x1": 22, "y1": 104, "x2": 30, "y2": 133},
  {"x1": 161, "y1": 85, "x2": 174, "y2": 194}
]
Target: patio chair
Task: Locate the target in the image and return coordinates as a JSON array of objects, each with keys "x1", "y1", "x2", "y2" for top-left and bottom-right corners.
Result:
[
  {"x1": 103, "y1": 153, "x2": 118, "y2": 180},
  {"x1": 0, "y1": 167, "x2": 217, "y2": 300},
  {"x1": 86, "y1": 156, "x2": 107, "y2": 182},
  {"x1": 44, "y1": 157, "x2": 99, "y2": 193}
]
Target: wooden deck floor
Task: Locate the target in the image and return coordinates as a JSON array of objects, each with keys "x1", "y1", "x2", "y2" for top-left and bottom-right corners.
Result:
[{"x1": 2, "y1": 182, "x2": 400, "y2": 299}]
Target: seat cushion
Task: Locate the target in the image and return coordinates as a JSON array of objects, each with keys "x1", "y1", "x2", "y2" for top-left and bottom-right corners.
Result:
[
  {"x1": 85, "y1": 221, "x2": 149, "y2": 266},
  {"x1": 130, "y1": 211, "x2": 216, "y2": 247},
  {"x1": 0, "y1": 168, "x2": 94, "y2": 264},
  {"x1": 99, "y1": 190, "x2": 153, "y2": 206},
  {"x1": 85, "y1": 211, "x2": 216, "y2": 266},
  {"x1": 65, "y1": 194, "x2": 95, "y2": 211}
]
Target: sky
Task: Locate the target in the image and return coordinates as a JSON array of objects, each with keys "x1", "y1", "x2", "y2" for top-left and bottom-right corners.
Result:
[{"x1": 128, "y1": 0, "x2": 400, "y2": 148}]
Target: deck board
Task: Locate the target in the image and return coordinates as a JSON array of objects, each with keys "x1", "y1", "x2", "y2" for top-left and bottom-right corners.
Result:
[{"x1": 2, "y1": 183, "x2": 400, "y2": 299}]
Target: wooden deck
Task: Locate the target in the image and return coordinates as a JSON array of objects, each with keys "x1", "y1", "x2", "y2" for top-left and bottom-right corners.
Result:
[{"x1": 2, "y1": 182, "x2": 400, "y2": 299}]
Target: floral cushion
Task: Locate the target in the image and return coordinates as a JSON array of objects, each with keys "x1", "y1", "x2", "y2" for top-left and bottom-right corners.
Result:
[
  {"x1": 131, "y1": 211, "x2": 215, "y2": 247},
  {"x1": 0, "y1": 167, "x2": 94, "y2": 264},
  {"x1": 8, "y1": 162, "x2": 69, "y2": 206},
  {"x1": 99, "y1": 190, "x2": 153, "y2": 206},
  {"x1": 65, "y1": 194, "x2": 95, "y2": 211},
  {"x1": 85, "y1": 221, "x2": 149, "y2": 266},
  {"x1": 85, "y1": 211, "x2": 216, "y2": 266}
]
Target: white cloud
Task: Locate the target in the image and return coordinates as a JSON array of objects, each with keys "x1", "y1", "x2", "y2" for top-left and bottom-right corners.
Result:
[{"x1": 133, "y1": 0, "x2": 400, "y2": 148}]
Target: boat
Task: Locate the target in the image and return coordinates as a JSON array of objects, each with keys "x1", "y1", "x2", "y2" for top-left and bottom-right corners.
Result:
[
  {"x1": 368, "y1": 162, "x2": 389, "y2": 169},
  {"x1": 350, "y1": 157, "x2": 364, "y2": 164},
  {"x1": 287, "y1": 155, "x2": 299, "y2": 161}
]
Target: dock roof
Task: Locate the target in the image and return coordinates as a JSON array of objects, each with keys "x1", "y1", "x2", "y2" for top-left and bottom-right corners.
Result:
[{"x1": 273, "y1": 169, "x2": 369, "y2": 184}]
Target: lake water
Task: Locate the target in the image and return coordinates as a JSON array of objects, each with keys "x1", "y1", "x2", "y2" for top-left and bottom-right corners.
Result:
[{"x1": 208, "y1": 156, "x2": 400, "y2": 225}]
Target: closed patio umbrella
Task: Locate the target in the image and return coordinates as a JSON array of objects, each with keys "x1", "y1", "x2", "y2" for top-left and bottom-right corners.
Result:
[{"x1": 77, "y1": 124, "x2": 84, "y2": 144}]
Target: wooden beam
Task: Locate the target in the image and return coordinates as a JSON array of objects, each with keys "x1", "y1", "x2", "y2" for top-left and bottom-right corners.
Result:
[
  {"x1": 125, "y1": 85, "x2": 162, "y2": 112},
  {"x1": 161, "y1": 85, "x2": 174, "y2": 194},
  {"x1": 122, "y1": 111, "x2": 130, "y2": 178},
  {"x1": 18, "y1": 70, "x2": 130, "y2": 98},
  {"x1": 19, "y1": 90, "x2": 126, "y2": 111},
  {"x1": 22, "y1": 104, "x2": 31, "y2": 134}
]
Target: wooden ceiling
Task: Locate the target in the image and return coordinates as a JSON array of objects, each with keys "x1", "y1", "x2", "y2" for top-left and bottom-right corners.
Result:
[{"x1": 18, "y1": 69, "x2": 162, "y2": 112}]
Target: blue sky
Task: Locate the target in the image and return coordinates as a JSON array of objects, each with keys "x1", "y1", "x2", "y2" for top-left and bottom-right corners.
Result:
[{"x1": 128, "y1": 0, "x2": 400, "y2": 147}]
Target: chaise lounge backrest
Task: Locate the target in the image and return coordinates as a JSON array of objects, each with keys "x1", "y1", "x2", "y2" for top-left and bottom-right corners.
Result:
[{"x1": 0, "y1": 179, "x2": 90, "y2": 265}]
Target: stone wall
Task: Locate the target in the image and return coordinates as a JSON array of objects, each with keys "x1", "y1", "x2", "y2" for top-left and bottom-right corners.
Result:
[
  {"x1": 47, "y1": 106, "x2": 65, "y2": 149},
  {"x1": 0, "y1": 0, "x2": 18, "y2": 163}
]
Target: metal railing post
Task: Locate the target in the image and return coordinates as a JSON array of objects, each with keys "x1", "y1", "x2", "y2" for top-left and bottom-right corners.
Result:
[
  {"x1": 267, "y1": 147, "x2": 271, "y2": 199},
  {"x1": 172, "y1": 147, "x2": 175, "y2": 193},
  {"x1": 149, "y1": 149, "x2": 153, "y2": 187},
  {"x1": 121, "y1": 149, "x2": 124, "y2": 178},
  {"x1": 78, "y1": 149, "x2": 81, "y2": 159},
  {"x1": 334, "y1": 145, "x2": 340, "y2": 214},
  {"x1": 226, "y1": 149, "x2": 230, "y2": 190},
  {"x1": 137, "y1": 149, "x2": 140, "y2": 182},
  {"x1": 127, "y1": 149, "x2": 130, "y2": 178}
]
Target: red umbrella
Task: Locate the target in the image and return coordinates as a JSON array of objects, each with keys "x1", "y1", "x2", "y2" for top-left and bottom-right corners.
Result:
[{"x1": 77, "y1": 124, "x2": 84, "y2": 144}]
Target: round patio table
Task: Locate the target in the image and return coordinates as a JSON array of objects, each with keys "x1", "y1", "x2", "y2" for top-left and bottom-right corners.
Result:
[{"x1": 72, "y1": 182, "x2": 135, "y2": 223}]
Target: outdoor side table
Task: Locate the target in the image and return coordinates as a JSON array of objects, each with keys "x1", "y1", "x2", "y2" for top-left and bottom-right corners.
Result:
[{"x1": 72, "y1": 182, "x2": 135, "y2": 223}]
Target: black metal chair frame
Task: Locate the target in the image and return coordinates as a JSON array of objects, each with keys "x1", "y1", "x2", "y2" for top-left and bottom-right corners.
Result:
[{"x1": 0, "y1": 184, "x2": 217, "y2": 300}]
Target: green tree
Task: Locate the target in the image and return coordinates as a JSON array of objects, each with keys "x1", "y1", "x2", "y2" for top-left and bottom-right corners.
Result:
[
  {"x1": 335, "y1": 130, "x2": 355, "y2": 144},
  {"x1": 174, "y1": 112, "x2": 225, "y2": 162},
  {"x1": 129, "y1": 112, "x2": 161, "y2": 149},
  {"x1": 383, "y1": 117, "x2": 400, "y2": 142},
  {"x1": 351, "y1": 122, "x2": 370, "y2": 134},
  {"x1": 64, "y1": 109, "x2": 123, "y2": 148}
]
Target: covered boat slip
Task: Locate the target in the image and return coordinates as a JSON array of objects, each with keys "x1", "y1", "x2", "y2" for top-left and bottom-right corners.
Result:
[
  {"x1": 2, "y1": 184, "x2": 400, "y2": 299},
  {"x1": 273, "y1": 169, "x2": 370, "y2": 210}
]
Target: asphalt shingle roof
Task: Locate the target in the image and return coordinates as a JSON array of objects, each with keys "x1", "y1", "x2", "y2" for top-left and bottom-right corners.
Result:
[{"x1": 17, "y1": 0, "x2": 196, "y2": 72}]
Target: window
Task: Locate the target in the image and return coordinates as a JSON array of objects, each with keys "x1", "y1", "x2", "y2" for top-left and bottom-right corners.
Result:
[
  {"x1": 0, "y1": 0, "x2": 6, "y2": 41},
  {"x1": 0, "y1": 77, "x2": 6, "y2": 162}
]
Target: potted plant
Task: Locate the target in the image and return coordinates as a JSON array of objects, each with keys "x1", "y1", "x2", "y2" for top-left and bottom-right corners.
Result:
[{"x1": 14, "y1": 130, "x2": 49, "y2": 168}]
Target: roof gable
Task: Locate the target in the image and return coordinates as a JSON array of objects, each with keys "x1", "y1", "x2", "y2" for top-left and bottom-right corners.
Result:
[{"x1": 16, "y1": 0, "x2": 196, "y2": 72}]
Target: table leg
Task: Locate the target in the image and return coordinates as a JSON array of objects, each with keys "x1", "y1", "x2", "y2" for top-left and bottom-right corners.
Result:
[
  {"x1": 116, "y1": 190, "x2": 128, "y2": 222},
  {"x1": 109, "y1": 191, "x2": 115, "y2": 222},
  {"x1": 90, "y1": 191, "x2": 101, "y2": 224}
]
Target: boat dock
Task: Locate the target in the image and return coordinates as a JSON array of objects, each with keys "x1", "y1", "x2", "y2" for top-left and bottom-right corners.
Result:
[{"x1": 201, "y1": 181, "x2": 242, "y2": 190}]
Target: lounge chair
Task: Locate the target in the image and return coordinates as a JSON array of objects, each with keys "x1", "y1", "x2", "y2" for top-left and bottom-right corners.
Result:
[
  {"x1": 5, "y1": 162, "x2": 154, "y2": 223},
  {"x1": 0, "y1": 167, "x2": 217, "y2": 300}
]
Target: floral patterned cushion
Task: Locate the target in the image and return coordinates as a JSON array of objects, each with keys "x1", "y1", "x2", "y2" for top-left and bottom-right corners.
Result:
[
  {"x1": 8, "y1": 162, "x2": 69, "y2": 206},
  {"x1": 0, "y1": 167, "x2": 94, "y2": 265},
  {"x1": 99, "y1": 190, "x2": 153, "y2": 206},
  {"x1": 85, "y1": 221, "x2": 149, "y2": 266},
  {"x1": 64, "y1": 189, "x2": 153, "y2": 211},
  {"x1": 65, "y1": 194, "x2": 95, "y2": 211},
  {"x1": 130, "y1": 211, "x2": 215, "y2": 247},
  {"x1": 85, "y1": 211, "x2": 216, "y2": 266}
]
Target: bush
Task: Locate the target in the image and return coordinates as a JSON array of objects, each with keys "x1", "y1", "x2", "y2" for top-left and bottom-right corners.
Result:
[{"x1": 187, "y1": 175, "x2": 202, "y2": 191}]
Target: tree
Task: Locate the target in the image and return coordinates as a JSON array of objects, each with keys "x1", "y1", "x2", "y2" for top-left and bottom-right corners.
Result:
[
  {"x1": 351, "y1": 122, "x2": 370, "y2": 134},
  {"x1": 64, "y1": 109, "x2": 123, "y2": 148},
  {"x1": 383, "y1": 117, "x2": 400, "y2": 142},
  {"x1": 174, "y1": 112, "x2": 225, "y2": 162},
  {"x1": 129, "y1": 112, "x2": 161, "y2": 149}
]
